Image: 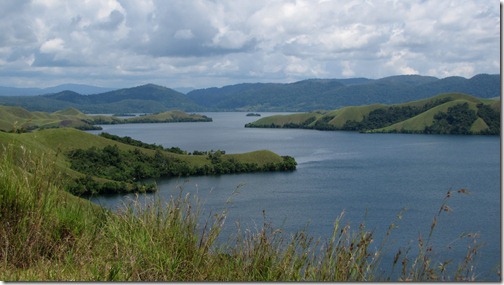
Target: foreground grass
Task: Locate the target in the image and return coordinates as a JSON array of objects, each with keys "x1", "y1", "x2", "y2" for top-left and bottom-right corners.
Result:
[{"x1": 0, "y1": 144, "x2": 498, "y2": 281}]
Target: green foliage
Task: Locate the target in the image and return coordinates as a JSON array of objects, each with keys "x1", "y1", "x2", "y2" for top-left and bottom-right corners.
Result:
[
  {"x1": 0, "y1": 105, "x2": 212, "y2": 132},
  {"x1": 342, "y1": 98, "x2": 451, "y2": 131},
  {"x1": 247, "y1": 94, "x2": 500, "y2": 135},
  {"x1": 424, "y1": 103, "x2": 478, "y2": 134},
  {"x1": 65, "y1": 145, "x2": 296, "y2": 195},
  {"x1": 0, "y1": 144, "x2": 104, "y2": 272},
  {"x1": 0, "y1": 128, "x2": 296, "y2": 196},
  {"x1": 476, "y1": 103, "x2": 500, "y2": 135},
  {"x1": 99, "y1": 132, "x2": 187, "y2": 154},
  {"x1": 0, "y1": 146, "x2": 493, "y2": 281}
]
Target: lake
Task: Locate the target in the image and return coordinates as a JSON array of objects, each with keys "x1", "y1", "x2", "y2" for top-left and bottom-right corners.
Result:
[{"x1": 87, "y1": 112, "x2": 501, "y2": 280}]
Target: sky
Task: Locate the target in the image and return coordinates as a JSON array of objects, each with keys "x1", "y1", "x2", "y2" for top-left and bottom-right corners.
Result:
[{"x1": 0, "y1": 0, "x2": 500, "y2": 90}]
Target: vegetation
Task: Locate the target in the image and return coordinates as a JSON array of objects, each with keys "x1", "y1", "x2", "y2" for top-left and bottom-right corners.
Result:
[
  {"x1": 0, "y1": 145, "x2": 496, "y2": 281},
  {"x1": 99, "y1": 132, "x2": 187, "y2": 154},
  {"x1": 0, "y1": 128, "x2": 296, "y2": 196},
  {"x1": 0, "y1": 106, "x2": 212, "y2": 133},
  {"x1": 65, "y1": 145, "x2": 296, "y2": 196},
  {"x1": 246, "y1": 93, "x2": 500, "y2": 135}
]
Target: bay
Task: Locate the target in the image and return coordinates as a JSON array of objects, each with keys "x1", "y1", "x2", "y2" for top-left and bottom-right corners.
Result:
[{"x1": 88, "y1": 112, "x2": 501, "y2": 280}]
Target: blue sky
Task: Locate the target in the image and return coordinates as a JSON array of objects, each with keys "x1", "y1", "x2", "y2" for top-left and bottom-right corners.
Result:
[{"x1": 0, "y1": 0, "x2": 500, "y2": 89}]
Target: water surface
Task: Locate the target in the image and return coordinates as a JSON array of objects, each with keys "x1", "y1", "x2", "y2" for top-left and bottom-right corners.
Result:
[{"x1": 88, "y1": 112, "x2": 501, "y2": 280}]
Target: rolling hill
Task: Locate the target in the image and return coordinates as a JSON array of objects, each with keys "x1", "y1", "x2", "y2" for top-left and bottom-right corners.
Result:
[
  {"x1": 245, "y1": 93, "x2": 500, "y2": 135},
  {"x1": 0, "y1": 106, "x2": 212, "y2": 133},
  {"x1": 0, "y1": 127, "x2": 296, "y2": 195}
]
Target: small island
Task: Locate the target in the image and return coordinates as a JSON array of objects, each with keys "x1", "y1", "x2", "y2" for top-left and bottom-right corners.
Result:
[{"x1": 246, "y1": 113, "x2": 261, "y2": 117}]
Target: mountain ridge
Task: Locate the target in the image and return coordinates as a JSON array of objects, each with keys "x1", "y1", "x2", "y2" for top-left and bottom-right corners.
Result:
[
  {"x1": 0, "y1": 74, "x2": 499, "y2": 113},
  {"x1": 0, "y1": 83, "x2": 116, "y2": 96}
]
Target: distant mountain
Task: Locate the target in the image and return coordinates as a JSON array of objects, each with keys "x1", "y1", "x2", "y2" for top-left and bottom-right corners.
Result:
[
  {"x1": 0, "y1": 84, "x2": 203, "y2": 113},
  {"x1": 0, "y1": 83, "x2": 116, "y2": 96},
  {"x1": 186, "y1": 74, "x2": 500, "y2": 111},
  {"x1": 245, "y1": 93, "x2": 500, "y2": 135},
  {"x1": 0, "y1": 74, "x2": 499, "y2": 113},
  {"x1": 172, "y1": 87, "x2": 196, "y2": 94}
]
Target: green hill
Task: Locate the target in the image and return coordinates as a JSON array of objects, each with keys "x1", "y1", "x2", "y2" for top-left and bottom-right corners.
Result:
[
  {"x1": 0, "y1": 106, "x2": 212, "y2": 132},
  {"x1": 245, "y1": 93, "x2": 500, "y2": 135},
  {"x1": 0, "y1": 128, "x2": 296, "y2": 196}
]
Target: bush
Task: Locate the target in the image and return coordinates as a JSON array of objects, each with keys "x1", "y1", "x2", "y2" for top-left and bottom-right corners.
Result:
[{"x1": 0, "y1": 146, "x2": 495, "y2": 281}]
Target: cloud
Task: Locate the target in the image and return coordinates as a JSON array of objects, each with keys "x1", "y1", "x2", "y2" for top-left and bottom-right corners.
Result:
[
  {"x1": 174, "y1": 29, "x2": 195, "y2": 40},
  {"x1": 39, "y1": 38, "x2": 65, "y2": 53},
  {"x1": 0, "y1": 0, "x2": 499, "y2": 88}
]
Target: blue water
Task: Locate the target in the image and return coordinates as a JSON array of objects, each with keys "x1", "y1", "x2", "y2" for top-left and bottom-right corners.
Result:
[{"x1": 88, "y1": 112, "x2": 501, "y2": 280}]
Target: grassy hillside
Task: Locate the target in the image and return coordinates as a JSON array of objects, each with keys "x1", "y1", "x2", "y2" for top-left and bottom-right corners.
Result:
[
  {"x1": 0, "y1": 128, "x2": 296, "y2": 195},
  {"x1": 246, "y1": 93, "x2": 500, "y2": 135},
  {"x1": 0, "y1": 141, "x2": 489, "y2": 281},
  {"x1": 0, "y1": 106, "x2": 212, "y2": 132}
]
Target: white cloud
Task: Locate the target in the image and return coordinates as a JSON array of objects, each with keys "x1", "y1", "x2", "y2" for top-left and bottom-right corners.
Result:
[
  {"x1": 39, "y1": 38, "x2": 65, "y2": 53},
  {"x1": 0, "y1": 0, "x2": 499, "y2": 88}
]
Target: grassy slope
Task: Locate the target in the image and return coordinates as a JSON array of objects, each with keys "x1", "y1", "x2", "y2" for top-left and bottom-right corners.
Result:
[
  {"x1": 0, "y1": 128, "x2": 286, "y2": 180},
  {"x1": 0, "y1": 106, "x2": 94, "y2": 131},
  {"x1": 375, "y1": 99, "x2": 477, "y2": 132},
  {"x1": 326, "y1": 104, "x2": 385, "y2": 128},
  {"x1": 248, "y1": 93, "x2": 500, "y2": 134},
  {"x1": 0, "y1": 106, "x2": 211, "y2": 132},
  {"x1": 0, "y1": 139, "x2": 488, "y2": 281}
]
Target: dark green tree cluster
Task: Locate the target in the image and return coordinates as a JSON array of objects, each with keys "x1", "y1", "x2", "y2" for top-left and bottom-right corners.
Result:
[
  {"x1": 476, "y1": 103, "x2": 500, "y2": 135},
  {"x1": 67, "y1": 145, "x2": 192, "y2": 182},
  {"x1": 205, "y1": 151, "x2": 296, "y2": 174},
  {"x1": 312, "y1": 115, "x2": 337, "y2": 130},
  {"x1": 65, "y1": 175, "x2": 156, "y2": 196},
  {"x1": 65, "y1": 145, "x2": 296, "y2": 195},
  {"x1": 99, "y1": 132, "x2": 187, "y2": 154},
  {"x1": 342, "y1": 98, "x2": 451, "y2": 131},
  {"x1": 424, "y1": 103, "x2": 478, "y2": 134}
]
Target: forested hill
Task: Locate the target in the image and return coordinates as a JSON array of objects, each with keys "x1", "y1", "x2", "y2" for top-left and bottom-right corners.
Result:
[
  {"x1": 186, "y1": 74, "x2": 500, "y2": 111},
  {"x1": 245, "y1": 93, "x2": 501, "y2": 135},
  {"x1": 0, "y1": 74, "x2": 499, "y2": 113}
]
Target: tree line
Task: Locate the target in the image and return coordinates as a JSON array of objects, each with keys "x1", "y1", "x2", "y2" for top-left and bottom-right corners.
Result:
[{"x1": 65, "y1": 144, "x2": 296, "y2": 196}]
